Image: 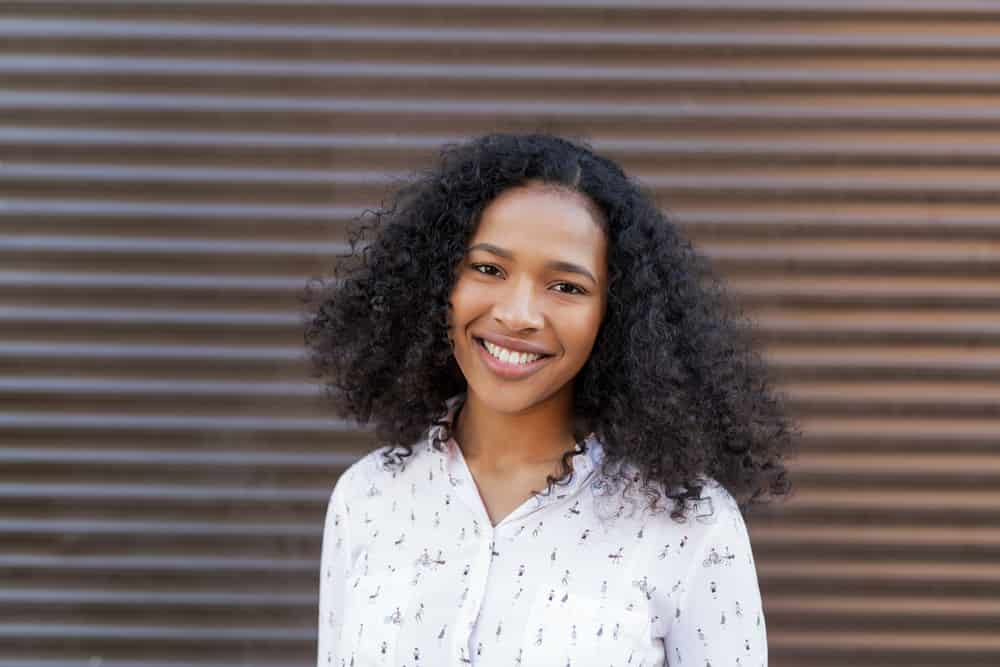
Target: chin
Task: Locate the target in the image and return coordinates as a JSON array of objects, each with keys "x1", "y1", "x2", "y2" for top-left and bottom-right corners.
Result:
[
  {"x1": 470, "y1": 389, "x2": 539, "y2": 414},
  {"x1": 466, "y1": 378, "x2": 568, "y2": 415}
]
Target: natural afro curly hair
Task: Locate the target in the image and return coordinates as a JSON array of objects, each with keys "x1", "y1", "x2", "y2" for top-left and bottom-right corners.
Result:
[{"x1": 302, "y1": 132, "x2": 798, "y2": 522}]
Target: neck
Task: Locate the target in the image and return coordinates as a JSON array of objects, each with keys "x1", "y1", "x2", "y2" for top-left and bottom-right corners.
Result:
[{"x1": 452, "y1": 388, "x2": 578, "y2": 476}]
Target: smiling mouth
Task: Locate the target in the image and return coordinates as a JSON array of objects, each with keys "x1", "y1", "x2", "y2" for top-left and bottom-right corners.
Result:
[{"x1": 474, "y1": 337, "x2": 554, "y2": 363}]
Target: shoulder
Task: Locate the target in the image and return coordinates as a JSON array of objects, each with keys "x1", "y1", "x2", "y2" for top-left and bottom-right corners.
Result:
[
  {"x1": 645, "y1": 475, "x2": 748, "y2": 546},
  {"x1": 328, "y1": 438, "x2": 434, "y2": 507},
  {"x1": 687, "y1": 477, "x2": 750, "y2": 548},
  {"x1": 644, "y1": 477, "x2": 758, "y2": 589},
  {"x1": 679, "y1": 478, "x2": 758, "y2": 579},
  {"x1": 689, "y1": 476, "x2": 743, "y2": 528}
]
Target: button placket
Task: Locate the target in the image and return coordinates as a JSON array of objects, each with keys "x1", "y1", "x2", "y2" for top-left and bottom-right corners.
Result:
[
  {"x1": 430, "y1": 418, "x2": 607, "y2": 665},
  {"x1": 450, "y1": 518, "x2": 495, "y2": 664},
  {"x1": 443, "y1": 438, "x2": 497, "y2": 665}
]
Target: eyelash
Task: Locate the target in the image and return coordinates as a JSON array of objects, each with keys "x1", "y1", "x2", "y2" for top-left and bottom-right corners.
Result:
[{"x1": 470, "y1": 263, "x2": 587, "y2": 296}]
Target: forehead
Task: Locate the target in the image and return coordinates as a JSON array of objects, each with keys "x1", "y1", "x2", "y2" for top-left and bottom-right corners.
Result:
[{"x1": 471, "y1": 186, "x2": 606, "y2": 263}]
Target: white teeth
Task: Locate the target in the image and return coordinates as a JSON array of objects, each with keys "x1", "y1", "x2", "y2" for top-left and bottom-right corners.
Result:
[{"x1": 483, "y1": 340, "x2": 542, "y2": 365}]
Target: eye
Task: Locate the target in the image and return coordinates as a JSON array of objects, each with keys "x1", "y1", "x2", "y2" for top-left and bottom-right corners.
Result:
[
  {"x1": 552, "y1": 282, "x2": 587, "y2": 296},
  {"x1": 470, "y1": 263, "x2": 502, "y2": 277}
]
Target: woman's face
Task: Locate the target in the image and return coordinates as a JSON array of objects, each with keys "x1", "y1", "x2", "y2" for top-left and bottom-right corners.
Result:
[{"x1": 448, "y1": 183, "x2": 608, "y2": 415}]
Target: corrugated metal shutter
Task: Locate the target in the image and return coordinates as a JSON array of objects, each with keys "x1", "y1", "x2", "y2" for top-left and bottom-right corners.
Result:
[{"x1": 2, "y1": 1, "x2": 997, "y2": 665}]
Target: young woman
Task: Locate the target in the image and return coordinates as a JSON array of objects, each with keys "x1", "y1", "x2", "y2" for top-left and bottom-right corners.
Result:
[{"x1": 304, "y1": 133, "x2": 797, "y2": 667}]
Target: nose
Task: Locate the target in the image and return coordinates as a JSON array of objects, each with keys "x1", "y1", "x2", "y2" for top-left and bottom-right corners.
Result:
[{"x1": 492, "y1": 277, "x2": 544, "y2": 331}]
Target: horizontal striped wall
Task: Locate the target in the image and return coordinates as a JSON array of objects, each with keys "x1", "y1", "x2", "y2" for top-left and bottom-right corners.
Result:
[{"x1": 1, "y1": 1, "x2": 998, "y2": 665}]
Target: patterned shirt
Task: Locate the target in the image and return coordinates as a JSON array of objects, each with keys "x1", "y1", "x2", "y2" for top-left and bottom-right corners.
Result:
[{"x1": 318, "y1": 393, "x2": 767, "y2": 666}]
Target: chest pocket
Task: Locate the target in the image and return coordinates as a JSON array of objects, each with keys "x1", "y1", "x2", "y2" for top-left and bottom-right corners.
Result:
[
  {"x1": 520, "y1": 587, "x2": 648, "y2": 667},
  {"x1": 339, "y1": 565, "x2": 415, "y2": 666}
]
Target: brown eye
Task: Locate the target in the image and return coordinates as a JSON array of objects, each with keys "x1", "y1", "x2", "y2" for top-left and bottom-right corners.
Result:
[
  {"x1": 553, "y1": 282, "x2": 586, "y2": 295},
  {"x1": 471, "y1": 263, "x2": 502, "y2": 277}
]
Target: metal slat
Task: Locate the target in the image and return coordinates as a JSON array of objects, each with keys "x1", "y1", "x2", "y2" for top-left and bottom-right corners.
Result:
[
  {"x1": 3, "y1": 18, "x2": 1000, "y2": 54},
  {"x1": 12, "y1": 128, "x2": 1000, "y2": 168},
  {"x1": 9, "y1": 91, "x2": 1000, "y2": 128},
  {"x1": 10, "y1": 55, "x2": 1000, "y2": 93},
  {"x1": 0, "y1": 589, "x2": 314, "y2": 606},
  {"x1": 0, "y1": 447, "x2": 353, "y2": 467},
  {"x1": 0, "y1": 661, "x2": 292, "y2": 667},
  {"x1": 11, "y1": 0, "x2": 1000, "y2": 13},
  {"x1": 0, "y1": 483, "x2": 329, "y2": 503},
  {"x1": 0, "y1": 413, "x2": 347, "y2": 431},
  {"x1": 0, "y1": 554, "x2": 314, "y2": 572},
  {"x1": 12, "y1": 162, "x2": 1000, "y2": 201},
  {"x1": 0, "y1": 624, "x2": 311, "y2": 641},
  {"x1": 0, "y1": 518, "x2": 317, "y2": 537}
]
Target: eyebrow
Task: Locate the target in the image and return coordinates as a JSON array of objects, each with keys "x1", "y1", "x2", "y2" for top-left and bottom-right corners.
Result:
[{"x1": 466, "y1": 242, "x2": 598, "y2": 285}]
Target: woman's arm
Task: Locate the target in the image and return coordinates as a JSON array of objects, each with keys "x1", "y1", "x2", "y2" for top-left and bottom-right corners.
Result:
[
  {"x1": 665, "y1": 498, "x2": 768, "y2": 667},
  {"x1": 317, "y1": 472, "x2": 354, "y2": 667}
]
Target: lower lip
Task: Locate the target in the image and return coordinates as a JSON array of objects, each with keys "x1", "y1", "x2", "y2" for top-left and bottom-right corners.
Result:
[{"x1": 475, "y1": 338, "x2": 553, "y2": 380}]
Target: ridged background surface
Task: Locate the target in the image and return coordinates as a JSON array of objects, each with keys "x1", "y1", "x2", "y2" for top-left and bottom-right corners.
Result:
[{"x1": 2, "y1": 1, "x2": 998, "y2": 665}]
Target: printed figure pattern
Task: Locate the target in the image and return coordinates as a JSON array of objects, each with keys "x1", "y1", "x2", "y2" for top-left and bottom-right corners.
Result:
[{"x1": 317, "y1": 394, "x2": 767, "y2": 666}]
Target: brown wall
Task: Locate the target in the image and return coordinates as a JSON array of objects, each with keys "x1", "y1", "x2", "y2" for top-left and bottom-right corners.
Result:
[{"x1": 2, "y1": 1, "x2": 998, "y2": 665}]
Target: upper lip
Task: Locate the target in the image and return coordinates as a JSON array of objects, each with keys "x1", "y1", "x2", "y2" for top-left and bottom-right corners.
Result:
[{"x1": 475, "y1": 332, "x2": 554, "y2": 356}]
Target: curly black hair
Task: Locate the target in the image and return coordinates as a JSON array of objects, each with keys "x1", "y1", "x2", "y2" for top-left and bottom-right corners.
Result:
[{"x1": 302, "y1": 132, "x2": 798, "y2": 522}]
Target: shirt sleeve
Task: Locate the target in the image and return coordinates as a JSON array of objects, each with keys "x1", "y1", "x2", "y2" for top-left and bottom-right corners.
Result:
[
  {"x1": 317, "y1": 470, "x2": 354, "y2": 667},
  {"x1": 665, "y1": 497, "x2": 768, "y2": 667}
]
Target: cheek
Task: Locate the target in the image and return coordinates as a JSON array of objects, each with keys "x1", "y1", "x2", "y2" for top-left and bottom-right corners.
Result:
[
  {"x1": 447, "y1": 280, "x2": 482, "y2": 329},
  {"x1": 563, "y1": 308, "x2": 604, "y2": 355}
]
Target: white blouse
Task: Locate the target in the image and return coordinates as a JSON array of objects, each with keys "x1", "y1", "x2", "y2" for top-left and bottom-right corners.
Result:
[{"x1": 318, "y1": 394, "x2": 767, "y2": 667}]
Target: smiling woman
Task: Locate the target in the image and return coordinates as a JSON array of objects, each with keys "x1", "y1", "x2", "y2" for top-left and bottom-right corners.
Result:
[{"x1": 301, "y1": 133, "x2": 799, "y2": 667}]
